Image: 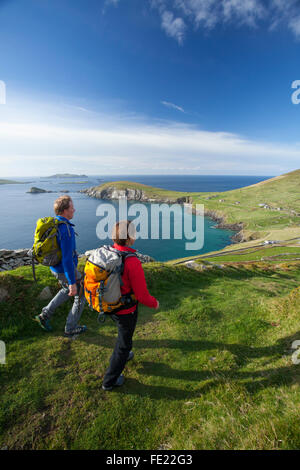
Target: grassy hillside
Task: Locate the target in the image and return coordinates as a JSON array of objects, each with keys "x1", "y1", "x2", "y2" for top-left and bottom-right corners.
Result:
[
  {"x1": 90, "y1": 169, "x2": 300, "y2": 246},
  {"x1": 191, "y1": 169, "x2": 300, "y2": 236},
  {"x1": 1, "y1": 258, "x2": 300, "y2": 450}
]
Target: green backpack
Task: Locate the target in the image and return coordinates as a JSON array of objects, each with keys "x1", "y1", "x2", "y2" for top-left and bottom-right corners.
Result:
[{"x1": 29, "y1": 217, "x2": 70, "y2": 281}]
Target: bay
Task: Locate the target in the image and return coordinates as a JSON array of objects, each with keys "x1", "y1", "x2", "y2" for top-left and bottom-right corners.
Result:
[{"x1": 0, "y1": 174, "x2": 271, "y2": 261}]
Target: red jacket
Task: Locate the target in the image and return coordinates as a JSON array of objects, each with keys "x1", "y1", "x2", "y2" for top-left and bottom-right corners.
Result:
[{"x1": 113, "y1": 243, "x2": 158, "y2": 314}]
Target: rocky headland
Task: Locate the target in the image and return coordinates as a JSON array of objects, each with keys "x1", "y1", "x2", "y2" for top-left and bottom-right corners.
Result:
[
  {"x1": 80, "y1": 185, "x2": 244, "y2": 242},
  {"x1": 80, "y1": 186, "x2": 192, "y2": 205}
]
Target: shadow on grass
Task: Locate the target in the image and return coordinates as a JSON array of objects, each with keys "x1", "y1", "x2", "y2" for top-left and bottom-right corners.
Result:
[
  {"x1": 89, "y1": 329, "x2": 300, "y2": 365},
  {"x1": 96, "y1": 330, "x2": 300, "y2": 399},
  {"x1": 115, "y1": 362, "x2": 299, "y2": 400},
  {"x1": 136, "y1": 361, "x2": 299, "y2": 395},
  {"x1": 114, "y1": 350, "x2": 300, "y2": 399}
]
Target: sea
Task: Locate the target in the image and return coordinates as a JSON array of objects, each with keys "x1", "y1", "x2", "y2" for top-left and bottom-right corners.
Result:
[{"x1": 0, "y1": 175, "x2": 271, "y2": 262}]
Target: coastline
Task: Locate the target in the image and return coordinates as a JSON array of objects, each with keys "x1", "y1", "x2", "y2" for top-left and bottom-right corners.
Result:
[{"x1": 6, "y1": 171, "x2": 297, "y2": 267}]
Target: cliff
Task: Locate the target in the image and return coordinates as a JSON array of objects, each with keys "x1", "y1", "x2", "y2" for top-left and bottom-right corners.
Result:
[{"x1": 80, "y1": 185, "x2": 192, "y2": 205}]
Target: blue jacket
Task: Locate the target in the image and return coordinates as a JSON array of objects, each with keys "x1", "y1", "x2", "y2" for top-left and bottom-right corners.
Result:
[{"x1": 50, "y1": 215, "x2": 78, "y2": 285}]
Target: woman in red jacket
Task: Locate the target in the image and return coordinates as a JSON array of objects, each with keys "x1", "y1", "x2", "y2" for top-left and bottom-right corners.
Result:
[{"x1": 102, "y1": 220, "x2": 159, "y2": 391}]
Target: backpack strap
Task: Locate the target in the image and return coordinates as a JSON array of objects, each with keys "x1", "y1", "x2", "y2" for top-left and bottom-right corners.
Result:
[
  {"x1": 57, "y1": 220, "x2": 71, "y2": 238},
  {"x1": 114, "y1": 251, "x2": 138, "y2": 314},
  {"x1": 107, "y1": 246, "x2": 137, "y2": 278},
  {"x1": 120, "y1": 252, "x2": 137, "y2": 275}
]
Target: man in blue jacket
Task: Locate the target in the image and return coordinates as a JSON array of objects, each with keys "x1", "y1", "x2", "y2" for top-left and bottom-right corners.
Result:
[{"x1": 35, "y1": 195, "x2": 86, "y2": 337}]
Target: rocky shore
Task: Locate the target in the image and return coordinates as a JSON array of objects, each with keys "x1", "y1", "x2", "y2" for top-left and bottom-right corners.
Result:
[
  {"x1": 199, "y1": 209, "x2": 244, "y2": 242},
  {"x1": 0, "y1": 248, "x2": 154, "y2": 273},
  {"x1": 0, "y1": 249, "x2": 33, "y2": 272}
]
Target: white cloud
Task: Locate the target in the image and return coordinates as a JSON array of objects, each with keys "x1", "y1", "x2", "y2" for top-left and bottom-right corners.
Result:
[
  {"x1": 289, "y1": 16, "x2": 300, "y2": 38},
  {"x1": 268, "y1": 0, "x2": 300, "y2": 38},
  {"x1": 0, "y1": 103, "x2": 299, "y2": 176},
  {"x1": 175, "y1": 0, "x2": 220, "y2": 29},
  {"x1": 148, "y1": 0, "x2": 300, "y2": 43},
  {"x1": 161, "y1": 100, "x2": 185, "y2": 112},
  {"x1": 161, "y1": 10, "x2": 186, "y2": 44},
  {"x1": 222, "y1": 0, "x2": 266, "y2": 27},
  {"x1": 170, "y1": 0, "x2": 267, "y2": 34},
  {"x1": 102, "y1": 0, "x2": 120, "y2": 15}
]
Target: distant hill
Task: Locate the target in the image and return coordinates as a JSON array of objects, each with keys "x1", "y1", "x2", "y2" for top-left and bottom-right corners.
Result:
[
  {"x1": 0, "y1": 179, "x2": 22, "y2": 184},
  {"x1": 46, "y1": 173, "x2": 88, "y2": 178}
]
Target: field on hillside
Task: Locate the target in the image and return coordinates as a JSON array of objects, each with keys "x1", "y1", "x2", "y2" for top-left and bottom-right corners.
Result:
[
  {"x1": 1, "y1": 260, "x2": 300, "y2": 450},
  {"x1": 197, "y1": 246, "x2": 300, "y2": 264},
  {"x1": 191, "y1": 169, "x2": 300, "y2": 233}
]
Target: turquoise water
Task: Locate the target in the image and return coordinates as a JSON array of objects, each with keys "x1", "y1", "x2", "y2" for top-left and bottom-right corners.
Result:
[{"x1": 0, "y1": 175, "x2": 270, "y2": 261}]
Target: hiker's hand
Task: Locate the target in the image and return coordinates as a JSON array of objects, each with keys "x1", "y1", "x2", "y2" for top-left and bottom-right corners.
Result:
[
  {"x1": 68, "y1": 283, "x2": 77, "y2": 296},
  {"x1": 155, "y1": 300, "x2": 160, "y2": 310}
]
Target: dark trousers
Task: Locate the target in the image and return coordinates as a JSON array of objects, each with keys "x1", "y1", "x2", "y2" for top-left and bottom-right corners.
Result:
[{"x1": 103, "y1": 308, "x2": 138, "y2": 387}]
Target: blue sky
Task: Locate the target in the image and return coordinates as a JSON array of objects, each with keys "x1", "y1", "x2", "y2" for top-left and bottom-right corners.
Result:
[{"x1": 0, "y1": 0, "x2": 300, "y2": 176}]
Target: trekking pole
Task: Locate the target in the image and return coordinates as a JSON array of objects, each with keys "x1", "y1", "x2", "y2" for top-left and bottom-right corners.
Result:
[
  {"x1": 31, "y1": 256, "x2": 37, "y2": 283},
  {"x1": 75, "y1": 277, "x2": 84, "y2": 319}
]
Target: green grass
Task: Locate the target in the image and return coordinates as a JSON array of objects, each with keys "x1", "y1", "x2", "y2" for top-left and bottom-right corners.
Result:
[{"x1": 1, "y1": 261, "x2": 300, "y2": 450}]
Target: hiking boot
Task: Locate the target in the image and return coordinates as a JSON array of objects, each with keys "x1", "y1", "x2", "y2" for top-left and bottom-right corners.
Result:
[
  {"x1": 64, "y1": 325, "x2": 87, "y2": 337},
  {"x1": 102, "y1": 374, "x2": 125, "y2": 391},
  {"x1": 34, "y1": 314, "x2": 52, "y2": 332},
  {"x1": 127, "y1": 351, "x2": 134, "y2": 362}
]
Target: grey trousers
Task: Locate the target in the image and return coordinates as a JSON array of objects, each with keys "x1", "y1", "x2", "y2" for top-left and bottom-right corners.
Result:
[{"x1": 41, "y1": 269, "x2": 86, "y2": 332}]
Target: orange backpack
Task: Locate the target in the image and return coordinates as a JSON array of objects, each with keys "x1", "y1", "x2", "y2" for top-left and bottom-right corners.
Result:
[{"x1": 84, "y1": 246, "x2": 137, "y2": 322}]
